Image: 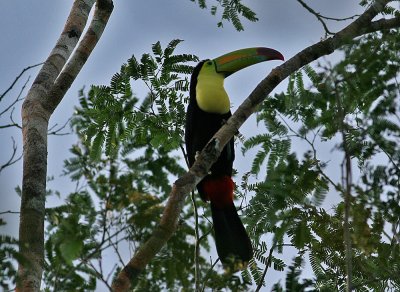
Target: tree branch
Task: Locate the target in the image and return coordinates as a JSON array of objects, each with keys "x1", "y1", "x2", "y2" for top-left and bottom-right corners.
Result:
[
  {"x1": 297, "y1": 0, "x2": 334, "y2": 36},
  {"x1": 297, "y1": 0, "x2": 361, "y2": 36},
  {"x1": 0, "y1": 74, "x2": 31, "y2": 117},
  {"x1": 0, "y1": 123, "x2": 21, "y2": 130},
  {"x1": 0, "y1": 63, "x2": 43, "y2": 103},
  {"x1": 200, "y1": 257, "x2": 219, "y2": 292},
  {"x1": 277, "y1": 112, "x2": 341, "y2": 191},
  {"x1": 366, "y1": 16, "x2": 400, "y2": 33},
  {"x1": 335, "y1": 80, "x2": 353, "y2": 292},
  {"x1": 47, "y1": 117, "x2": 72, "y2": 136},
  {"x1": 255, "y1": 244, "x2": 276, "y2": 292},
  {"x1": 191, "y1": 191, "x2": 201, "y2": 291},
  {"x1": 0, "y1": 137, "x2": 22, "y2": 174},
  {"x1": 111, "y1": 0, "x2": 395, "y2": 290},
  {"x1": 0, "y1": 210, "x2": 20, "y2": 215}
]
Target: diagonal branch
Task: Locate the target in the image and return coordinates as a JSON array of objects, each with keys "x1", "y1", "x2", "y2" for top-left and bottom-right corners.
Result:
[
  {"x1": 111, "y1": 0, "x2": 394, "y2": 291},
  {"x1": 255, "y1": 244, "x2": 276, "y2": 292},
  {"x1": 367, "y1": 16, "x2": 400, "y2": 33}
]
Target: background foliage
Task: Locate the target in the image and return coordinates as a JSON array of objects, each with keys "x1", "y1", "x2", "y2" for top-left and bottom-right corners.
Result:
[
  {"x1": 42, "y1": 40, "x2": 252, "y2": 291},
  {"x1": 40, "y1": 30, "x2": 400, "y2": 290},
  {"x1": 242, "y1": 29, "x2": 400, "y2": 291}
]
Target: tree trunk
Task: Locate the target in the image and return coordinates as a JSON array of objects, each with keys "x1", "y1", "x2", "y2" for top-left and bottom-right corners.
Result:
[{"x1": 17, "y1": 1, "x2": 113, "y2": 290}]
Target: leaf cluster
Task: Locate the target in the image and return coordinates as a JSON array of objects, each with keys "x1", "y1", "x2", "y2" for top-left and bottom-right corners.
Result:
[
  {"x1": 190, "y1": 0, "x2": 258, "y2": 31},
  {"x1": 75, "y1": 39, "x2": 198, "y2": 161},
  {"x1": 43, "y1": 192, "x2": 98, "y2": 291},
  {"x1": 241, "y1": 29, "x2": 400, "y2": 290},
  {"x1": 271, "y1": 256, "x2": 314, "y2": 292},
  {"x1": 0, "y1": 219, "x2": 24, "y2": 290},
  {"x1": 42, "y1": 40, "x2": 253, "y2": 291}
]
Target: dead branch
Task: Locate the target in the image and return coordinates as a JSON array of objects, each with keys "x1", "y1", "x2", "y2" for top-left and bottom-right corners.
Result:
[
  {"x1": 297, "y1": 0, "x2": 360, "y2": 36},
  {"x1": 0, "y1": 74, "x2": 31, "y2": 118},
  {"x1": 0, "y1": 63, "x2": 43, "y2": 103},
  {"x1": 0, "y1": 137, "x2": 22, "y2": 173},
  {"x1": 297, "y1": 0, "x2": 334, "y2": 36},
  {"x1": 47, "y1": 117, "x2": 72, "y2": 136}
]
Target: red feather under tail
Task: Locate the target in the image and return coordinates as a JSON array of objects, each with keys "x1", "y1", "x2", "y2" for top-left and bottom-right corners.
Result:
[
  {"x1": 200, "y1": 175, "x2": 253, "y2": 266},
  {"x1": 201, "y1": 176, "x2": 234, "y2": 208}
]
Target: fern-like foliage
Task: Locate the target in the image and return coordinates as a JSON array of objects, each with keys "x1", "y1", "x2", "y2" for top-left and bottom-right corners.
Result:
[
  {"x1": 45, "y1": 40, "x2": 254, "y2": 291},
  {"x1": 241, "y1": 29, "x2": 400, "y2": 290},
  {"x1": 190, "y1": 0, "x2": 258, "y2": 31},
  {"x1": 74, "y1": 40, "x2": 196, "y2": 161},
  {"x1": 43, "y1": 192, "x2": 98, "y2": 291},
  {"x1": 0, "y1": 219, "x2": 21, "y2": 290},
  {"x1": 271, "y1": 256, "x2": 314, "y2": 291}
]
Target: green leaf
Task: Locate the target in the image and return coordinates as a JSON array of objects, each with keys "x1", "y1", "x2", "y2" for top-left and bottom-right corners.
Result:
[
  {"x1": 90, "y1": 131, "x2": 104, "y2": 161},
  {"x1": 60, "y1": 240, "x2": 83, "y2": 265},
  {"x1": 152, "y1": 41, "x2": 163, "y2": 57}
]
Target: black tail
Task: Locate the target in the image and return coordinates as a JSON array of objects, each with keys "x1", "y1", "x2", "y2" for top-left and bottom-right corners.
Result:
[{"x1": 211, "y1": 202, "x2": 253, "y2": 267}]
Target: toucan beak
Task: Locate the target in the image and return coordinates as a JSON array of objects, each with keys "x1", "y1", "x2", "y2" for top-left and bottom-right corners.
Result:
[{"x1": 213, "y1": 47, "x2": 284, "y2": 77}]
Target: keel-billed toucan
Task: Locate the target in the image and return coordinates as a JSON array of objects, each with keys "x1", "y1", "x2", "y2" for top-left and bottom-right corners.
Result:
[{"x1": 185, "y1": 47, "x2": 284, "y2": 267}]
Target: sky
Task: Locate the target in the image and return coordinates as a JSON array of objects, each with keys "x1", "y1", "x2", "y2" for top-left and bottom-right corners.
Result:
[{"x1": 0, "y1": 0, "x2": 363, "y2": 290}]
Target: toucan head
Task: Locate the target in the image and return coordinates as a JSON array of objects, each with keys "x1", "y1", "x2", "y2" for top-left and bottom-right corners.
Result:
[
  {"x1": 191, "y1": 47, "x2": 284, "y2": 114},
  {"x1": 197, "y1": 47, "x2": 284, "y2": 79}
]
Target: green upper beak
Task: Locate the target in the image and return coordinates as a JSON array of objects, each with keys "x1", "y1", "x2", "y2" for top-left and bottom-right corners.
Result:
[{"x1": 213, "y1": 47, "x2": 284, "y2": 77}]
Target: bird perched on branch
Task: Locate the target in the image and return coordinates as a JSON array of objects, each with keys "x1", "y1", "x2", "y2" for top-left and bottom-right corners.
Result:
[{"x1": 185, "y1": 47, "x2": 284, "y2": 268}]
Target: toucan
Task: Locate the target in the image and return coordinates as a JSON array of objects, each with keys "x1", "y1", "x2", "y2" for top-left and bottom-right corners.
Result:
[{"x1": 185, "y1": 47, "x2": 284, "y2": 267}]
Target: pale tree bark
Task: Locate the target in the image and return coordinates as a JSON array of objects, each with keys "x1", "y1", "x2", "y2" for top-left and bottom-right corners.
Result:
[
  {"x1": 17, "y1": 0, "x2": 113, "y2": 291},
  {"x1": 111, "y1": 0, "x2": 400, "y2": 290}
]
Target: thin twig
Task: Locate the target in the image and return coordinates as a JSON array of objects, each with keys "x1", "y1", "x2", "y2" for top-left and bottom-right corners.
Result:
[
  {"x1": 180, "y1": 144, "x2": 190, "y2": 169},
  {"x1": 342, "y1": 148, "x2": 353, "y2": 292},
  {"x1": 392, "y1": 221, "x2": 400, "y2": 245},
  {"x1": 0, "y1": 75, "x2": 30, "y2": 117},
  {"x1": 0, "y1": 137, "x2": 22, "y2": 173},
  {"x1": 61, "y1": 227, "x2": 130, "y2": 285},
  {"x1": 0, "y1": 210, "x2": 20, "y2": 215},
  {"x1": 191, "y1": 191, "x2": 201, "y2": 291},
  {"x1": 9, "y1": 107, "x2": 21, "y2": 129},
  {"x1": 87, "y1": 260, "x2": 113, "y2": 290},
  {"x1": 0, "y1": 62, "x2": 43, "y2": 103},
  {"x1": 200, "y1": 257, "x2": 219, "y2": 292},
  {"x1": 106, "y1": 264, "x2": 118, "y2": 283},
  {"x1": 48, "y1": 117, "x2": 72, "y2": 136},
  {"x1": 0, "y1": 123, "x2": 21, "y2": 130},
  {"x1": 297, "y1": 0, "x2": 334, "y2": 36},
  {"x1": 181, "y1": 141, "x2": 201, "y2": 291},
  {"x1": 296, "y1": 0, "x2": 360, "y2": 37},
  {"x1": 107, "y1": 227, "x2": 126, "y2": 267},
  {"x1": 321, "y1": 14, "x2": 360, "y2": 21},
  {"x1": 255, "y1": 243, "x2": 276, "y2": 292},
  {"x1": 335, "y1": 82, "x2": 353, "y2": 292},
  {"x1": 277, "y1": 112, "x2": 340, "y2": 190}
]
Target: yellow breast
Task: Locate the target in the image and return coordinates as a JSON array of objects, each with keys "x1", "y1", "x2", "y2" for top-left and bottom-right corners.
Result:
[{"x1": 196, "y1": 73, "x2": 230, "y2": 114}]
